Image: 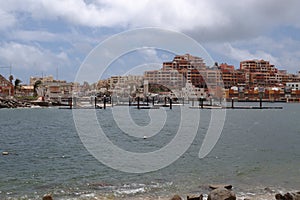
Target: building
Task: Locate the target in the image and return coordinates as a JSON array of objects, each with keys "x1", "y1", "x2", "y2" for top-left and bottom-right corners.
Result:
[
  {"x1": 286, "y1": 82, "x2": 300, "y2": 90},
  {"x1": 108, "y1": 75, "x2": 144, "y2": 97},
  {"x1": 0, "y1": 74, "x2": 14, "y2": 96},
  {"x1": 30, "y1": 75, "x2": 54, "y2": 85},
  {"x1": 144, "y1": 69, "x2": 185, "y2": 91},
  {"x1": 219, "y1": 63, "x2": 245, "y2": 89}
]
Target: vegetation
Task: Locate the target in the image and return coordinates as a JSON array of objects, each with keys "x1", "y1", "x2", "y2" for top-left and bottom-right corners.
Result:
[
  {"x1": 33, "y1": 80, "x2": 42, "y2": 97},
  {"x1": 14, "y1": 78, "x2": 22, "y2": 94},
  {"x1": 148, "y1": 83, "x2": 171, "y2": 93}
]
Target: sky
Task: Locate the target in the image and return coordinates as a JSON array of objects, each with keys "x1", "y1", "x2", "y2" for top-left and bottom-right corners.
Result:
[{"x1": 0, "y1": 0, "x2": 300, "y2": 84}]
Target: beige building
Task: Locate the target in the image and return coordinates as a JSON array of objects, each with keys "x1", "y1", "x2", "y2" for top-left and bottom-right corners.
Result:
[{"x1": 30, "y1": 75, "x2": 54, "y2": 85}]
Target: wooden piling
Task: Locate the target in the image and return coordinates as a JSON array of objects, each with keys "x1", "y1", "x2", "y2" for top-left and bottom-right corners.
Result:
[
  {"x1": 68, "y1": 97, "x2": 72, "y2": 109},
  {"x1": 260, "y1": 97, "x2": 262, "y2": 109},
  {"x1": 103, "y1": 96, "x2": 106, "y2": 109}
]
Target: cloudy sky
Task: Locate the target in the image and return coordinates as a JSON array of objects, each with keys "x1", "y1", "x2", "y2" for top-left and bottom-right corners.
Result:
[{"x1": 0, "y1": 0, "x2": 300, "y2": 84}]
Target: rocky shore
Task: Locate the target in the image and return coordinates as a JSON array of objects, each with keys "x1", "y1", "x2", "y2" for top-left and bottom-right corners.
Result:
[
  {"x1": 168, "y1": 185, "x2": 300, "y2": 200},
  {"x1": 39, "y1": 185, "x2": 300, "y2": 200},
  {"x1": 0, "y1": 97, "x2": 32, "y2": 108}
]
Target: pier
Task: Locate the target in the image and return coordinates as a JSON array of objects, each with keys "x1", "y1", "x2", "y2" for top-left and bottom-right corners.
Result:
[{"x1": 56, "y1": 96, "x2": 283, "y2": 110}]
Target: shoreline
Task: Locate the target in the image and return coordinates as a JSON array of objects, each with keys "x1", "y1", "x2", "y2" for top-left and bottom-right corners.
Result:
[{"x1": 2, "y1": 184, "x2": 298, "y2": 200}]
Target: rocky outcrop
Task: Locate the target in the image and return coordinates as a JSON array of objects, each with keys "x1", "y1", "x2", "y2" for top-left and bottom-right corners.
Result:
[
  {"x1": 0, "y1": 97, "x2": 31, "y2": 108},
  {"x1": 275, "y1": 192, "x2": 300, "y2": 200},
  {"x1": 208, "y1": 187, "x2": 236, "y2": 200}
]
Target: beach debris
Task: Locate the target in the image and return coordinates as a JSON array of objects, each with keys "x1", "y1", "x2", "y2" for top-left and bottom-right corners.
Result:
[
  {"x1": 209, "y1": 184, "x2": 233, "y2": 190},
  {"x1": 208, "y1": 187, "x2": 236, "y2": 200},
  {"x1": 187, "y1": 194, "x2": 203, "y2": 200},
  {"x1": 42, "y1": 194, "x2": 53, "y2": 200},
  {"x1": 2, "y1": 151, "x2": 9, "y2": 155},
  {"x1": 170, "y1": 194, "x2": 182, "y2": 200}
]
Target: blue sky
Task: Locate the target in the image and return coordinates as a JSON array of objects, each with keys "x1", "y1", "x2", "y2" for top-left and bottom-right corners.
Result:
[{"x1": 0, "y1": 0, "x2": 300, "y2": 84}]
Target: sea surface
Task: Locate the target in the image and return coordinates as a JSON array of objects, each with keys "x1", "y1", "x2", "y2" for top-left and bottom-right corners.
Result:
[{"x1": 0, "y1": 102, "x2": 300, "y2": 199}]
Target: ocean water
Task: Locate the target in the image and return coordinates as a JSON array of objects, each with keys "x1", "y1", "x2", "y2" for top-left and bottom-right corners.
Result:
[{"x1": 0, "y1": 103, "x2": 300, "y2": 199}]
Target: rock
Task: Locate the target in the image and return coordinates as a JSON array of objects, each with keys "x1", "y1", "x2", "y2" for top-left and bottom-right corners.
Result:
[
  {"x1": 170, "y1": 194, "x2": 182, "y2": 200},
  {"x1": 295, "y1": 192, "x2": 300, "y2": 200},
  {"x1": 43, "y1": 194, "x2": 53, "y2": 200},
  {"x1": 208, "y1": 188, "x2": 236, "y2": 200},
  {"x1": 275, "y1": 192, "x2": 300, "y2": 200},
  {"x1": 187, "y1": 194, "x2": 203, "y2": 200},
  {"x1": 209, "y1": 184, "x2": 233, "y2": 190},
  {"x1": 275, "y1": 193, "x2": 285, "y2": 200},
  {"x1": 284, "y1": 193, "x2": 294, "y2": 200},
  {"x1": 264, "y1": 187, "x2": 274, "y2": 193}
]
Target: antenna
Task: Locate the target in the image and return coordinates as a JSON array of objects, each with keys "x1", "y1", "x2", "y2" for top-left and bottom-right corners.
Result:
[
  {"x1": 56, "y1": 66, "x2": 58, "y2": 80},
  {"x1": 0, "y1": 65, "x2": 12, "y2": 77}
]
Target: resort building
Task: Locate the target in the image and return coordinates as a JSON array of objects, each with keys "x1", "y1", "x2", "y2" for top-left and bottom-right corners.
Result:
[{"x1": 286, "y1": 82, "x2": 300, "y2": 90}]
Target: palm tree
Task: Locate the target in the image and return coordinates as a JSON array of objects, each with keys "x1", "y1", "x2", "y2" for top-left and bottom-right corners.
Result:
[
  {"x1": 9, "y1": 75, "x2": 14, "y2": 84},
  {"x1": 33, "y1": 80, "x2": 42, "y2": 97},
  {"x1": 14, "y1": 79, "x2": 22, "y2": 95}
]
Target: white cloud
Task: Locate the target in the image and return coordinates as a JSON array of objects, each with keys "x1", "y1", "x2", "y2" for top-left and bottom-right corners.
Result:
[
  {"x1": 3, "y1": 0, "x2": 300, "y2": 38},
  {"x1": 9, "y1": 30, "x2": 59, "y2": 42},
  {"x1": 1, "y1": 0, "x2": 300, "y2": 79},
  {"x1": 0, "y1": 9, "x2": 16, "y2": 30},
  {"x1": 214, "y1": 42, "x2": 279, "y2": 65},
  {"x1": 0, "y1": 42, "x2": 70, "y2": 71}
]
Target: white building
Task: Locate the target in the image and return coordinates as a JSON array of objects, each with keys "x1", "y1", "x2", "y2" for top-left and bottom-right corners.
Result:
[{"x1": 286, "y1": 82, "x2": 300, "y2": 90}]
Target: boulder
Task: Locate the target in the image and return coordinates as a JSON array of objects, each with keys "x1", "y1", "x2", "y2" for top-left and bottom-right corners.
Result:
[
  {"x1": 170, "y1": 194, "x2": 182, "y2": 200},
  {"x1": 42, "y1": 194, "x2": 53, "y2": 200},
  {"x1": 187, "y1": 194, "x2": 203, "y2": 200},
  {"x1": 275, "y1": 192, "x2": 300, "y2": 200},
  {"x1": 208, "y1": 188, "x2": 236, "y2": 200},
  {"x1": 209, "y1": 184, "x2": 233, "y2": 190}
]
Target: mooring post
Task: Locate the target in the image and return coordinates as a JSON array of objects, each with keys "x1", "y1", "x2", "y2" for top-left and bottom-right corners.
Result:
[
  {"x1": 68, "y1": 97, "x2": 72, "y2": 109},
  {"x1": 94, "y1": 96, "x2": 97, "y2": 108},
  {"x1": 152, "y1": 96, "x2": 155, "y2": 106},
  {"x1": 103, "y1": 96, "x2": 106, "y2": 109},
  {"x1": 73, "y1": 97, "x2": 77, "y2": 108},
  {"x1": 231, "y1": 98, "x2": 234, "y2": 109},
  {"x1": 137, "y1": 96, "x2": 140, "y2": 109},
  {"x1": 260, "y1": 96, "x2": 262, "y2": 109},
  {"x1": 169, "y1": 98, "x2": 172, "y2": 109},
  {"x1": 146, "y1": 96, "x2": 149, "y2": 106}
]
